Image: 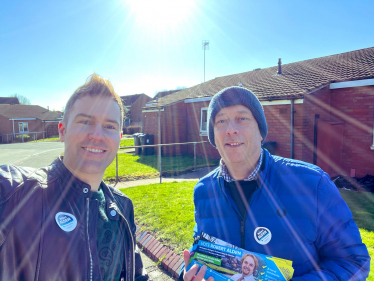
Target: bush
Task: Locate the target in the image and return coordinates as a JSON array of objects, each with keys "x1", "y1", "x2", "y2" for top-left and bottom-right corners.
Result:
[
  {"x1": 14, "y1": 134, "x2": 33, "y2": 142},
  {"x1": 123, "y1": 126, "x2": 142, "y2": 134}
]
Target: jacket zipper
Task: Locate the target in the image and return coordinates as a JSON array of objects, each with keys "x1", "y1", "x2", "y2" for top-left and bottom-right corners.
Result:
[
  {"x1": 117, "y1": 211, "x2": 134, "y2": 281},
  {"x1": 86, "y1": 198, "x2": 93, "y2": 281},
  {"x1": 219, "y1": 177, "x2": 248, "y2": 249}
]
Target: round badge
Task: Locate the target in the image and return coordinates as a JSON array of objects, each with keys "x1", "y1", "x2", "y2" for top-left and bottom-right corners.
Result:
[
  {"x1": 254, "y1": 227, "x2": 272, "y2": 245},
  {"x1": 55, "y1": 212, "x2": 77, "y2": 232}
]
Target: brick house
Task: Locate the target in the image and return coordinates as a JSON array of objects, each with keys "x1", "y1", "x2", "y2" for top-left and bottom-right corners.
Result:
[
  {"x1": 143, "y1": 46, "x2": 374, "y2": 178},
  {"x1": 0, "y1": 104, "x2": 62, "y2": 142},
  {"x1": 121, "y1": 94, "x2": 152, "y2": 128}
]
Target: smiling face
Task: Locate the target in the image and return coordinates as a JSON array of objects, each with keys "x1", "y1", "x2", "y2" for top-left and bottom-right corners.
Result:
[
  {"x1": 241, "y1": 256, "x2": 256, "y2": 277},
  {"x1": 214, "y1": 104, "x2": 263, "y2": 170},
  {"x1": 58, "y1": 95, "x2": 122, "y2": 180}
]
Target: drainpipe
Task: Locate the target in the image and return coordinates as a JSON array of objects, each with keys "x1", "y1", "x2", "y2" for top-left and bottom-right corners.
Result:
[
  {"x1": 313, "y1": 114, "x2": 320, "y2": 164},
  {"x1": 290, "y1": 99, "x2": 294, "y2": 159},
  {"x1": 12, "y1": 120, "x2": 15, "y2": 137}
]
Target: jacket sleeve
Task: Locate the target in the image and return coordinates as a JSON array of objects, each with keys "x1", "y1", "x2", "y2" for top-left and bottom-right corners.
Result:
[
  {"x1": 114, "y1": 190, "x2": 150, "y2": 281},
  {"x1": 126, "y1": 198, "x2": 150, "y2": 281},
  {"x1": 292, "y1": 172, "x2": 370, "y2": 280}
]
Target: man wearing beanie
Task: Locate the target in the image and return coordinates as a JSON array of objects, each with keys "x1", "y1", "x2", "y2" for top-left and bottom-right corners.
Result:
[{"x1": 182, "y1": 87, "x2": 370, "y2": 281}]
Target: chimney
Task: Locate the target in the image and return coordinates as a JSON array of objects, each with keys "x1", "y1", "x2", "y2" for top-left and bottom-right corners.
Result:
[{"x1": 278, "y1": 58, "x2": 282, "y2": 75}]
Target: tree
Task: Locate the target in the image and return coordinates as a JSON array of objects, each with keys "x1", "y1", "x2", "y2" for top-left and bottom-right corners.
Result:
[{"x1": 9, "y1": 93, "x2": 31, "y2": 105}]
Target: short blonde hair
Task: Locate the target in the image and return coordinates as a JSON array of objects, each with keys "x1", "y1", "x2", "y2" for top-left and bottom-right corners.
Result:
[
  {"x1": 241, "y1": 254, "x2": 259, "y2": 273},
  {"x1": 63, "y1": 73, "x2": 123, "y2": 128}
]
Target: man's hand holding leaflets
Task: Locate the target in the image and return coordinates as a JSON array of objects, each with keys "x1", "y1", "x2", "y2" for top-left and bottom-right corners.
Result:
[{"x1": 183, "y1": 233, "x2": 294, "y2": 281}]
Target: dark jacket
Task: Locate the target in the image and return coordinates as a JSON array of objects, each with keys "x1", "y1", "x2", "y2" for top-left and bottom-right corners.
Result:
[
  {"x1": 0, "y1": 157, "x2": 148, "y2": 281},
  {"x1": 193, "y1": 150, "x2": 370, "y2": 280}
]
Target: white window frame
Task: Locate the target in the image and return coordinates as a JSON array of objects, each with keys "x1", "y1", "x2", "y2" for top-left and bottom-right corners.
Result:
[
  {"x1": 200, "y1": 107, "x2": 208, "y2": 135},
  {"x1": 18, "y1": 122, "x2": 29, "y2": 133}
]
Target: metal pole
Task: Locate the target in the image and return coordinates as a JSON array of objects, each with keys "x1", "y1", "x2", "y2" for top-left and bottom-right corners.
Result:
[
  {"x1": 159, "y1": 145, "x2": 162, "y2": 184},
  {"x1": 204, "y1": 48, "x2": 205, "y2": 82},
  {"x1": 194, "y1": 143, "x2": 197, "y2": 171},
  {"x1": 116, "y1": 153, "x2": 118, "y2": 183},
  {"x1": 158, "y1": 108, "x2": 162, "y2": 183},
  {"x1": 290, "y1": 99, "x2": 294, "y2": 159}
]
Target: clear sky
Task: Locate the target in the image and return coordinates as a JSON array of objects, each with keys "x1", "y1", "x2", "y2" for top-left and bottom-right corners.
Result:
[{"x1": 1, "y1": 0, "x2": 373, "y2": 111}]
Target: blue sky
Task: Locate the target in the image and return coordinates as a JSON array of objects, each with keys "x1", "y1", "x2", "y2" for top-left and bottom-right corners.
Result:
[{"x1": 1, "y1": 0, "x2": 373, "y2": 111}]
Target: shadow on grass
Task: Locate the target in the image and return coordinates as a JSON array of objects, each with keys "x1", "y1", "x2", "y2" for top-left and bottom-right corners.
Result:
[{"x1": 340, "y1": 190, "x2": 374, "y2": 232}]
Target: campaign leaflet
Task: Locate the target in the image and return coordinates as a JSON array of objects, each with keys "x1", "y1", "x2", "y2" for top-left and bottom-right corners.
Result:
[{"x1": 186, "y1": 232, "x2": 294, "y2": 281}]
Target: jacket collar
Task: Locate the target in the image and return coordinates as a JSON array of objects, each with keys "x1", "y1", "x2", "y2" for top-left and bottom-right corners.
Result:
[{"x1": 50, "y1": 156, "x2": 120, "y2": 220}]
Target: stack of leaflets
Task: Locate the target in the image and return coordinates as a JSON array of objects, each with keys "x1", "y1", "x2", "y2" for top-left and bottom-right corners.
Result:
[{"x1": 186, "y1": 232, "x2": 294, "y2": 281}]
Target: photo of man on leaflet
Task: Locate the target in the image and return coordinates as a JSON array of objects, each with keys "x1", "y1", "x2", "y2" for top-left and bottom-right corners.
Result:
[{"x1": 231, "y1": 254, "x2": 259, "y2": 281}]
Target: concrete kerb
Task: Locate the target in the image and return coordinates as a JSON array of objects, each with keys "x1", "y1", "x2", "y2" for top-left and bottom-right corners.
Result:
[{"x1": 115, "y1": 165, "x2": 218, "y2": 189}]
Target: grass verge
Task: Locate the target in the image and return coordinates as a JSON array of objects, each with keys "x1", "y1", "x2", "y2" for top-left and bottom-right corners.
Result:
[
  {"x1": 122, "y1": 184, "x2": 374, "y2": 278},
  {"x1": 121, "y1": 181, "x2": 196, "y2": 254},
  {"x1": 32, "y1": 137, "x2": 60, "y2": 142},
  {"x1": 104, "y1": 154, "x2": 219, "y2": 181},
  {"x1": 120, "y1": 138, "x2": 134, "y2": 147}
]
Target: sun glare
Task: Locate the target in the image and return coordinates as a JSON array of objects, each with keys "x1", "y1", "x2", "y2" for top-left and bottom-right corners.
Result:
[{"x1": 125, "y1": 0, "x2": 195, "y2": 29}]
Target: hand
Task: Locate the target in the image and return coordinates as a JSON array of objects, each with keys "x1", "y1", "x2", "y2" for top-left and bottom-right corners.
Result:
[{"x1": 183, "y1": 250, "x2": 214, "y2": 281}]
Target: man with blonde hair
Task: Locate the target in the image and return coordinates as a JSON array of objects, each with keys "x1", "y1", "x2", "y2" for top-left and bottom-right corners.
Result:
[
  {"x1": 231, "y1": 254, "x2": 259, "y2": 281},
  {"x1": 0, "y1": 74, "x2": 149, "y2": 281}
]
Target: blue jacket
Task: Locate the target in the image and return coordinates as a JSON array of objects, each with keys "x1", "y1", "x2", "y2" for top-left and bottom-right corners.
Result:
[{"x1": 193, "y1": 150, "x2": 370, "y2": 280}]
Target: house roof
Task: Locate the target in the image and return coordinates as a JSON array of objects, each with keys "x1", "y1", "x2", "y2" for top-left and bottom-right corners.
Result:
[
  {"x1": 0, "y1": 104, "x2": 63, "y2": 120},
  {"x1": 0, "y1": 97, "x2": 19, "y2": 105},
  {"x1": 145, "y1": 46, "x2": 374, "y2": 109},
  {"x1": 120, "y1": 94, "x2": 144, "y2": 107},
  {"x1": 154, "y1": 90, "x2": 181, "y2": 99}
]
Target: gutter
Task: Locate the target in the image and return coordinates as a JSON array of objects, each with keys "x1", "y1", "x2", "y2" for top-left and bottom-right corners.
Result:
[{"x1": 9, "y1": 118, "x2": 36, "y2": 120}]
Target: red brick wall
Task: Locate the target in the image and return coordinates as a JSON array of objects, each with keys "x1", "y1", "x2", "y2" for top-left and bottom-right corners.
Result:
[
  {"x1": 300, "y1": 87, "x2": 332, "y2": 164},
  {"x1": 0, "y1": 118, "x2": 46, "y2": 141},
  {"x1": 144, "y1": 85, "x2": 374, "y2": 177},
  {"x1": 330, "y1": 86, "x2": 374, "y2": 177},
  {"x1": 185, "y1": 101, "x2": 221, "y2": 159},
  {"x1": 161, "y1": 102, "x2": 188, "y2": 155},
  {"x1": 0, "y1": 115, "x2": 13, "y2": 135},
  {"x1": 263, "y1": 103, "x2": 304, "y2": 159},
  {"x1": 143, "y1": 102, "x2": 188, "y2": 156},
  {"x1": 46, "y1": 123, "x2": 59, "y2": 137},
  {"x1": 130, "y1": 95, "x2": 152, "y2": 124}
]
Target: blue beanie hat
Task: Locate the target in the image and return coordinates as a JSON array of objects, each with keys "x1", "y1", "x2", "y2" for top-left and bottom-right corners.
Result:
[{"x1": 207, "y1": 86, "x2": 267, "y2": 148}]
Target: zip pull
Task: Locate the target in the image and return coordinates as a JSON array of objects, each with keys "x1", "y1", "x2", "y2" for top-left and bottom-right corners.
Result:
[{"x1": 240, "y1": 221, "x2": 244, "y2": 234}]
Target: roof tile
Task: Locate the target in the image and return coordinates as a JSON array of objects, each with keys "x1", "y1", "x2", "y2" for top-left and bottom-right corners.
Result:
[{"x1": 146, "y1": 46, "x2": 374, "y2": 108}]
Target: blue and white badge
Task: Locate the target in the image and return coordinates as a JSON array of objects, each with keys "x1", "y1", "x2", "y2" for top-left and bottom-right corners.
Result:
[
  {"x1": 55, "y1": 212, "x2": 77, "y2": 232},
  {"x1": 254, "y1": 227, "x2": 272, "y2": 245}
]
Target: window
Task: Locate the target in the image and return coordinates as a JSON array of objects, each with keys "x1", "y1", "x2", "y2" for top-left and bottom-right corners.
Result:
[
  {"x1": 200, "y1": 107, "x2": 208, "y2": 133},
  {"x1": 18, "y1": 122, "x2": 29, "y2": 133}
]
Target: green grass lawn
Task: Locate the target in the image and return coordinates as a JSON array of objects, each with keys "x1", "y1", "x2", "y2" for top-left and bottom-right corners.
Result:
[
  {"x1": 32, "y1": 137, "x2": 60, "y2": 142},
  {"x1": 122, "y1": 184, "x2": 374, "y2": 278},
  {"x1": 120, "y1": 138, "x2": 134, "y2": 147},
  {"x1": 121, "y1": 181, "x2": 196, "y2": 253},
  {"x1": 104, "y1": 154, "x2": 219, "y2": 181}
]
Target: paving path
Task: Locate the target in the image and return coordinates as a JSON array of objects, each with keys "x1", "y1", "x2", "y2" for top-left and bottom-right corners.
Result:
[
  {"x1": 115, "y1": 165, "x2": 218, "y2": 189},
  {"x1": 140, "y1": 251, "x2": 175, "y2": 281},
  {"x1": 0, "y1": 141, "x2": 64, "y2": 167}
]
